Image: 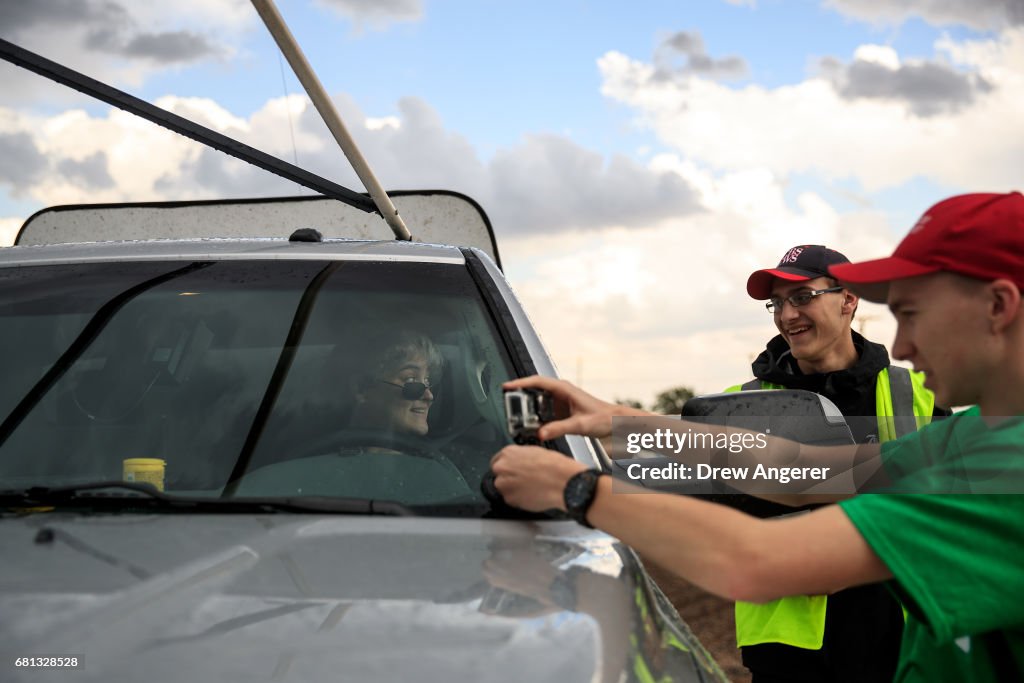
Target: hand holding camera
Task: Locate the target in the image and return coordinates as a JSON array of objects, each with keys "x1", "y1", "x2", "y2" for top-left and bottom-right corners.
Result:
[
  {"x1": 480, "y1": 386, "x2": 555, "y2": 506},
  {"x1": 504, "y1": 387, "x2": 555, "y2": 445}
]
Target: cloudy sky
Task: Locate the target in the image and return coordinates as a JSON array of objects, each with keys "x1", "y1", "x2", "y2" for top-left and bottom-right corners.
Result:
[{"x1": 1, "y1": 0, "x2": 1022, "y2": 405}]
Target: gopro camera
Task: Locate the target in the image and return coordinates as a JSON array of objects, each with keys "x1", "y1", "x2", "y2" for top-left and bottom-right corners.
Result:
[{"x1": 504, "y1": 388, "x2": 555, "y2": 444}]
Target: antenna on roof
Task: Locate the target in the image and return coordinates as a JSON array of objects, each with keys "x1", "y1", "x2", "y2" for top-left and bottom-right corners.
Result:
[{"x1": 251, "y1": 0, "x2": 413, "y2": 241}]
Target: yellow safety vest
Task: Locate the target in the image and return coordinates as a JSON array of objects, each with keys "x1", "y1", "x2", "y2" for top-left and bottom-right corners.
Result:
[{"x1": 727, "y1": 366, "x2": 935, "y2": 649}]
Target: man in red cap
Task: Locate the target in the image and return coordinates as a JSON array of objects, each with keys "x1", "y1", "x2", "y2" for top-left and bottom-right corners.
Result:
[
  {"x1": 729, "y1": 245, "x2": 945, "y2": 682},
  {"x1": 490, "y1": 191, "x2": 1024, "y2": 682}
]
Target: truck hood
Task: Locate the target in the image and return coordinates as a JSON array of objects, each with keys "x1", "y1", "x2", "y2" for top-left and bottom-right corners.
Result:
[{"x1": 0, "y1": 513, "x2": 646, "y2": 683}]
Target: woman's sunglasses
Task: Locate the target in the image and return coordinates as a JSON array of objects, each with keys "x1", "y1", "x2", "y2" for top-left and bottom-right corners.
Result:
[{"x1": 381, "y1": 379, "x2": 434, "y2": 400}]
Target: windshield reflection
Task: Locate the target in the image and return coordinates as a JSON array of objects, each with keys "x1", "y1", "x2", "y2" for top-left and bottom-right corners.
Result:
[{"x1": 0, "y1": 260, "x2": 517, "y2": 514}]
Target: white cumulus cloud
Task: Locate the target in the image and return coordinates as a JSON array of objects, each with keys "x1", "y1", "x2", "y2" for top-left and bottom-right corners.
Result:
[
  {"x1": 598, "y1": 28, "x2": 1024, "y2": 192},
  {"x1": 503, "y1": 166, "x2": 898, "y2": 400},
  {"x1": 825, "y1": 0, "x2": 1024, "y2": 30}
]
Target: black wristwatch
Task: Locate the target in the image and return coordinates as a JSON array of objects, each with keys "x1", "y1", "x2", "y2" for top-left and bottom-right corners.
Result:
[{"x1": 563, "y1": 469, "x2": 603, "y2": 528}]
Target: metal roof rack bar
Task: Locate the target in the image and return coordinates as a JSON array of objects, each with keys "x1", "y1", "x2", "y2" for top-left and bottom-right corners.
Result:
[
  {"x1": 251, "y1": 0, "x2": 412, "y2": 241},
  {"x1": 0, "y1": 37, "x2": 377, "y2": 214}
]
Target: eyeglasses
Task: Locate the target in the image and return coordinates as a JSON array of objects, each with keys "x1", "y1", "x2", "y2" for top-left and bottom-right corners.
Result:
[
  {"x1": 381, "y1": 378, "x2": 434, "y2": 400},
  {"x1": 765, "y1": 286, "x2": 843, "y2": 313}
]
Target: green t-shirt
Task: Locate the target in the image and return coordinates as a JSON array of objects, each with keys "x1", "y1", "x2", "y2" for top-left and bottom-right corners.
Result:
[{"x1": 840, "y1": 407, "x2": 1024, "y2": 682}]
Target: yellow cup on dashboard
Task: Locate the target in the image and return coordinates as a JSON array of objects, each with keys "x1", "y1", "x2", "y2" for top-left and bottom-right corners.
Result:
[{"x1": 123, "y1": 458, "x2": 166, "y2": 491}]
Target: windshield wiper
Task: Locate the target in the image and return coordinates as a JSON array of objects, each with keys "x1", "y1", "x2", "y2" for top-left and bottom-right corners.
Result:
[{"x1": 0, "y1": 482, "x2": 414, "y2": 516}]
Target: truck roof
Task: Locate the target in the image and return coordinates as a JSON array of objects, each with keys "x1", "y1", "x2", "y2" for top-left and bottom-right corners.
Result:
[
  {"x1": 16, "y1": 192, "x2": 500, "y2": 267},
  {"x1": 0, "y1": 236, "x2": 468, "y2": 267}
]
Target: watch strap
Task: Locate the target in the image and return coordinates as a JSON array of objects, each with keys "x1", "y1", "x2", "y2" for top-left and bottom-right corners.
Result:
[{"x1": 563, "y1": 469, "x2": 602, "y2": 528}]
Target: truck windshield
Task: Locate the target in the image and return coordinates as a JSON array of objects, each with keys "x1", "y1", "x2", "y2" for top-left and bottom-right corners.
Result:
[{"x1": 0, "y1": 259, "x2": 516, "y2": 508}]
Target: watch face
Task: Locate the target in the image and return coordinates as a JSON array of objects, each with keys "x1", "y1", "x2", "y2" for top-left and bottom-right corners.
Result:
[{"x1": 565, "y1": 470, "x2": 599, "y2": 513}]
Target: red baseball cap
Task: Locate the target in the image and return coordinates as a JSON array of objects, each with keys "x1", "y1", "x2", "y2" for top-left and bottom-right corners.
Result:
[
  {"x1": 746, "y1": 245, "x2": 850, "y2": 299},
  {"x1": 830, "y1": 191, "x2": 1024, "y2": 302}
]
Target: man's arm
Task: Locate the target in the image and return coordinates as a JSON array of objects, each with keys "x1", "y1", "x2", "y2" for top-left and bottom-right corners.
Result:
[
  {"x1": 504, "y1": 375, "x2": 885, "y2": 499},
  {"x1": 490, "y1": 445, "x2": 892, "y2": 602}
]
